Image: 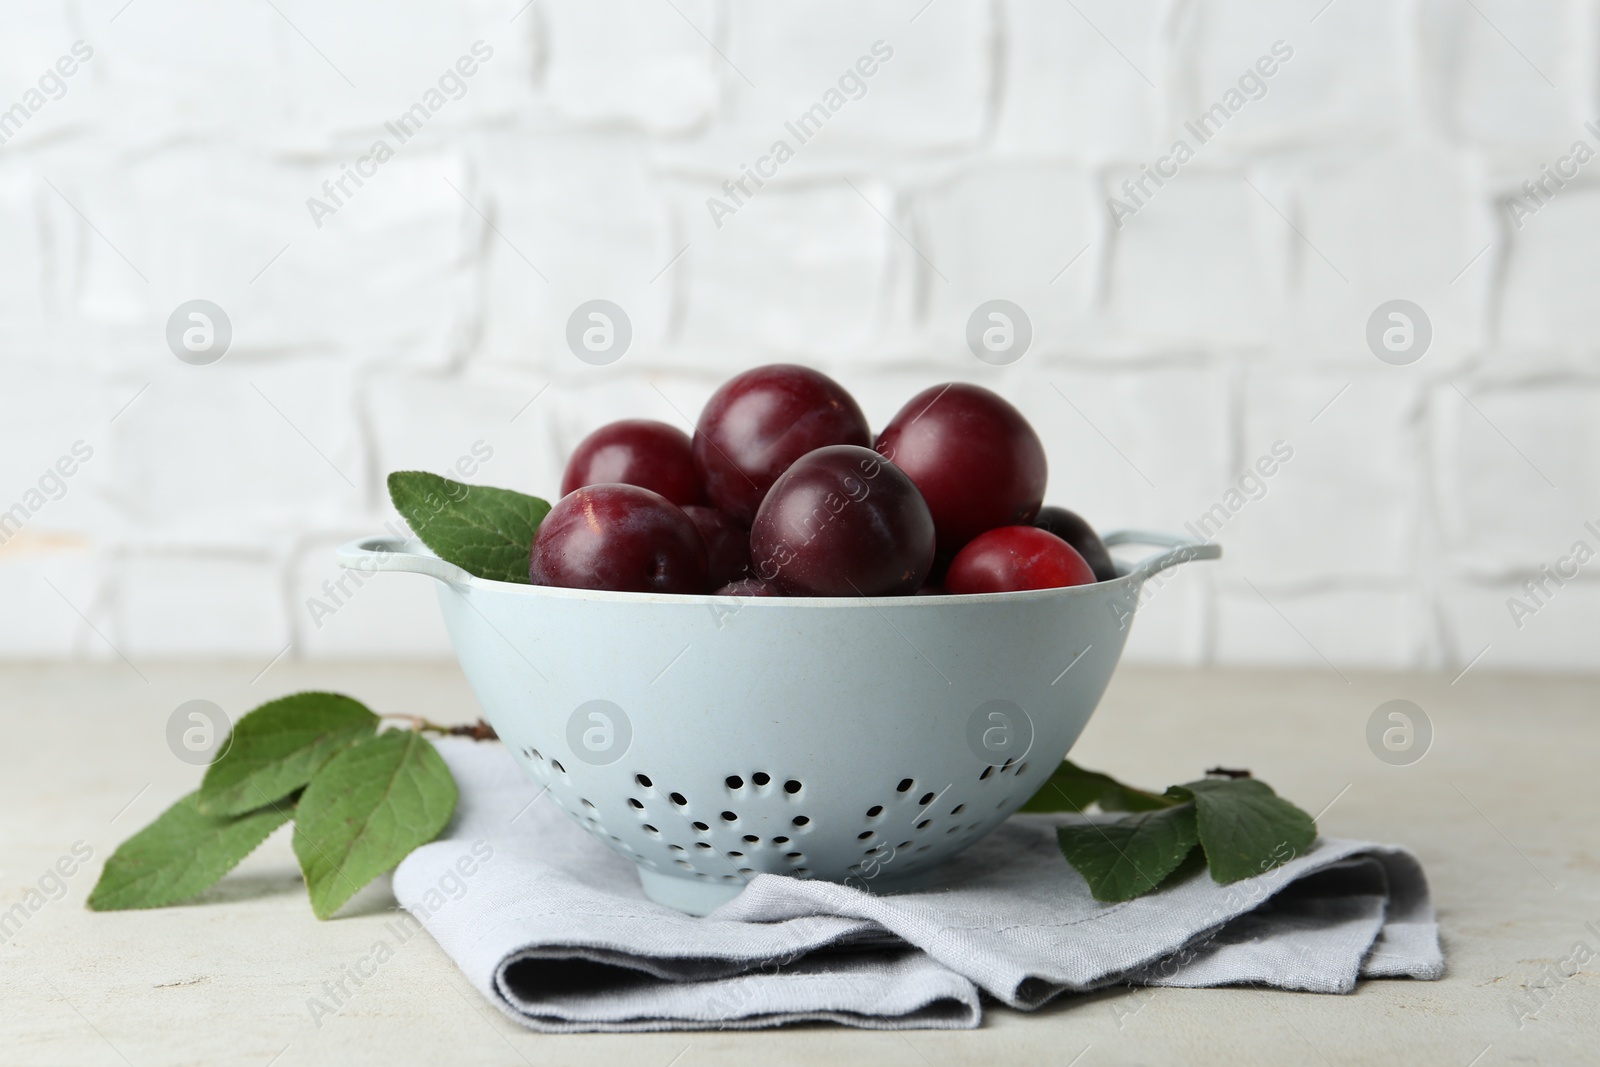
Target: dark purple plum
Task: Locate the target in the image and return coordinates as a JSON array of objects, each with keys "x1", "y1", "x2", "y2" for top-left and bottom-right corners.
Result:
[
  {"x1": 874, "y1": 383, "x2": 1046, "y2": 562},
  {"x1": 693, "y1": 364, "x2": 870, "y2": 524},
  {"x1": 561, "y1": 419, "x2": 702, "y2": 507},
  {"x1": 749, "y1": 445, "x2": 934, "y2": 597},
  {"x1": 1034, "y1": 506, "x2": 1117, "y2": 582},
  {"x1": 682, "y1": 504, "x2": 752, "y2": 589},
  {"x1": 529, "y1": 484, "x2": 707, "y2": 594}
]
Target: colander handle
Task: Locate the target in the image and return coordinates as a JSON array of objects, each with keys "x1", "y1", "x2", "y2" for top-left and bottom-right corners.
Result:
[
  {"x1": 1102, "y1": 530, "x2": 1221, "y2": 582},
  {"x1": 334, "y1": 535, "x2": 474, "y2": 587}
]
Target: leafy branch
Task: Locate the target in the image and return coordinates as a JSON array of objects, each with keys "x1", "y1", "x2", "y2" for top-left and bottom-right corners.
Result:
[
  {"x1": 1018, "y1": 761, "x2": 1318, "y2": 902},
  {"x1": 88, "y1": 692, "x2": 1316, "y2": 917},
  {"x1": 89, "y1": 693, "x2": 463, "y2": 920}
]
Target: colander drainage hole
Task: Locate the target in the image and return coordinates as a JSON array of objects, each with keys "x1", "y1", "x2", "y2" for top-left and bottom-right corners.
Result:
[
  {"x1": 772, "y1": 835, "x2": 789, "y2": 844},
  {"x1": 727, "y1": 851, "x2": 744, "y2": 858},
  {"x1": 950, "y1": 804, "x2": 965, "y2": 815},
  {"x1": 721, "y1": 810, "x2": 738, "y2": 822},
  {"x1": 897, "y1": 841, "x2": 912, "y2": 849},
  {"x1": 627, "y1": 798, "x2": 643, "y2": 810},
  {"x1": 1014, "y1": 762, "x2": 1029, "y2": 776},
  {"x1": 725, "y1": 775, "x2": 743, "y2": 789},
  {"x1": 528, "y1": 748, "x2": 542, "y2": 761},
  {"x1": 675, "y1": 859, "x2": 692, "y2": 869},
  {"x1": 643, "y1": 824, "x2": 660, "y2": 834},
  {"x1": 580, "y1": 799, "x2": 596, "y2": 810},
  {"x1": 669, "y1": 844, "x2": 685, "y2": 851},
  {"x1": 791, "y1": 816, "x2": 810, "y2": 827},
  {"x1": 915, "y1": 846, "x2": 930, "y2": 853},
  {"x1": 695, "y1": 842, "x2": 712, "y2": 850},
  {"x1": 793, "y1": 867, "x2": 812, "y2": 877},
  {"x1": 915, "y1": 819, "x2": 931, "y2": 830},
  {"x1": 742, "y1": 834, "x2": 759, "y2": 844},
  {"x1": 896, "y1": 778, "x2": 914, "y2": 793},
  {"x1": 918, "y1": 792, "x2": 936, "y2": 806},
  {"x1": 785, "y1": 852, "x2": 803, "y2": 859},
  {"x1": 738, "y1": 867, "x2": 755, "y2": 875},
  {"x1": 979, "y1": 766, "x2": 993, "y2": 781},
  {"x1": 865, "y1": 805, "x2": 883, "y2": 818},
  {"x1": 692, "y1": 821, "x2": 710, "y2": 832},
  {"x1": 857, "y1": 831, "x2": 874, "y2": 840},
  {"x1": 782, "y1": 778, "x2": 801, "y2": 794},
  {"x1": 551, "y1": 759, "x2": 565, "y2": 774},
  {"x1": 669, "y1": 792, "x2": 687, "y2": 806},
  {"x1": 752, "y1": 772, "x2": 770, "y2": 786},
  {"x1": 635, "y1": 774, "x2": 652, "y2": 788},
  {"x1": 946, "y1": 826, "x2": 960, "y2": 834}
]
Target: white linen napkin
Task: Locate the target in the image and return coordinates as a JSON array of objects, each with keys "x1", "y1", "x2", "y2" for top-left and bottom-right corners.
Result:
[{"x1": 393, "y1": 739, "x2": 1443, "y2": 1032}]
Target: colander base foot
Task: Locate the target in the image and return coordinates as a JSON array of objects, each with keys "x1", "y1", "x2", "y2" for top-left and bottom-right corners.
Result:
[{"x1": 638, "y1": 868, "x2": 745, "y2": 916}]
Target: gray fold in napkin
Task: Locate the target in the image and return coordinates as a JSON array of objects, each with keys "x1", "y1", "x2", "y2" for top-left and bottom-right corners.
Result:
[{"x1": 393, "y1": 739, "x2": 1443, "y2": 1032}]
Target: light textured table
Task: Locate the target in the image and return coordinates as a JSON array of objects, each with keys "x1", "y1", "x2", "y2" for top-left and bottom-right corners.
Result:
[{"x1": 2, "y1": 662, "x2": 1594, "y2": 1066}]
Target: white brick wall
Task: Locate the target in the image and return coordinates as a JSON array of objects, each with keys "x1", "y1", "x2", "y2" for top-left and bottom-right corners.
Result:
[{"x1": 2, "y1": 0, "x2": 1596, "y2": 676}]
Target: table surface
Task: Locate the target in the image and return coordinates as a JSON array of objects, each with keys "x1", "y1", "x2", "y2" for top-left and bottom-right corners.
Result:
[{"x1": 2, "y1": 662, "x2": 1595, "y2": 1066}]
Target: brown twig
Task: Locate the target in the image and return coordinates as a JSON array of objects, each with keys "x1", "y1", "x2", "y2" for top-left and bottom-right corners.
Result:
[
  {"x1": 446, "y1": 719, "x2": 499, "y2": 741},
  {"x1": 1204, "y1": 766, "x2": 1253, "y2": 779},
  {"x1": 383, "y1": 715, "x2": 499, "y2": 741}
]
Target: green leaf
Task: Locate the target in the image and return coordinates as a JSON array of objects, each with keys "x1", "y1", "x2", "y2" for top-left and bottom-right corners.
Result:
[
  {"x1": 1170, "y1": 778, "x2": 1317, "y2": 885},
  {"x1": 1099, "y1": 782, "x2": 1183, "y2": 813},
  {"x1": 1019, "y1": 760, "x2": 1180, "y2": 814},
  {"x1": 1055, "y1": 804, "x2": 1201, "y2": 903},
  {"x1": 198, "y1": 693, "x2": 379, "y2": 816},
  {"x1": 292, "y1": 731, "x2": 458, "y2": 920},
  {"x1": 87, "y1": 792, "x2": 294, "y2": 911},
  {"x1": 387, "y1": 471, "x2": 550, "y2": 584}
]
